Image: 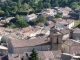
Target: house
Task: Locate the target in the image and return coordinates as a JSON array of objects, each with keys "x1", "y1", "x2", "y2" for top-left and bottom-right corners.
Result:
[
  {"x1": 8, "y1": 51, "x2": 54, "y2": 60},
  {"x1": 62, "y1": 39, "x2": 80, "y2": 54},
  {"x1": 8, "y1": 53, "x2": 28, "y2": 60},
  {"x1": 20, "y1": 26, "x2": 33, "y2": 33},
  {"x1": 2, "y1": 28, "x2": 64, "y2": 54},
  {"x1": 41, "y1": 8, "x2": 57, "y2": 17},
  {"x1": 0, "y1": 45, "x2": 8, "y2": 60},
  {"x1": 50, "y1": 28, "x2": 70, "y2": 40},
  {"x1": 72, "y1": 28, "x2": 80, "y2": 39},
  {"x1": 29, "y1": 22, "x2": 55, "y2": 37},
  {"x1": 0, "y1": 45, "x2": 8, "y2": 55},
  {"x1": 56, "y1": 19, "x2": 74, "y2": 29},
  {"x1": 44, "y1": 21, "x2": 55, "y2": 27},
  {"x1": 53, "y1": 18, "x2": 62, "y2": 23},
  {"x1": 46, "y1": 16, "x2": 63, "y2": 23},
  {"x1": 25, "y1": 14, "x2": 37, "y2": 22},
  {"x1": 59, "y1": 29, "x2": 70, "y2": 40},
  {"x1": 29, "y1": 26, "x2": 43, "y2": 37},
  {"x1": 57, "y1": 7, "x2": 72, "y2": 17},
  {"x1": 7, "y1": 36, "x2": 51, "y2": 54},
  {"x1": 61, "y1": 53, "x2": 80, "y2": 60},
  {"x1": 69, "y1": 7, "x2": 80, "y2": 19}
]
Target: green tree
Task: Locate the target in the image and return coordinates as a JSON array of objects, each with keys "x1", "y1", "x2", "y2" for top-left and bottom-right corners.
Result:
[
  {"x1": 12, "y1": 6, "x2": 18, "y2": 12},
  {"x1": 54, "y1": 14, "x2": 61, "y2": 18},
  {"x1": 28, "y1": 48, "x2": 39, "y2": 60},
  {"x1": 36, "y1": 15, "x2": 47, "y2": 23},
  {"x1": 71, "y1": 2, "x2": 78, "y2": 9},
  {"x1": 43, "y1": 3, "x2": 51, "y2": 8},
  {"x1": 17, "y1": 0, "x2": 21, "y2": 11},
  {"x1": 16, "y1": 19, "x2": 28, "y2": 28},
  {"x1": 5, "y1": 10, "x2": 10, "y2": 17},
  {"x1": 37, "y1": 1, "x2": 44, "y2": 9},
  {"x1": 0, "y1": 10, "x2": 4, "y2": 15},
  {"x1": 21, "y1": 3, "x2": 30, "y2": 11}
]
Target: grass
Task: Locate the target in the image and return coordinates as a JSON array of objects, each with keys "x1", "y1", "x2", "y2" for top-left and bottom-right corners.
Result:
[{"x1": 72, "y1": 20, "x2": 80, "y2": 29}]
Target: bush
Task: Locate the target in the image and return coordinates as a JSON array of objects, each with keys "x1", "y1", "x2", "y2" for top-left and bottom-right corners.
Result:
[
  {"x1": 16, "y1": 20, "x2": 29, "y2": 28},
  {"x1": 36, "y1": 15, "x2": 47, "y2": 23},
  {"x1": 54, "y1": 14, "x2": 61, "y2": 18},
  {"x1": 0, "y1": 10, "x2": 5, "y2": 16}
]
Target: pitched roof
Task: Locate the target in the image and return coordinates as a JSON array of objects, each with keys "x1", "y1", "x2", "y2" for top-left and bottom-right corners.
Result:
[
  {"x1": 73, "y1": 28, "x2": 80, "y2": 33},
  {"x1": 20, "y1": 26, "x2": 33, "y2": 33},
  {"x1": 59, "y1": 29, "x2": 70, "y2": 35},
  {"x1": 64, "y1": 39, "x2": 80, "y2": 46},
  {"x1": 9, "y1": 51, "x2": 54, "y2": 60},
  {"x1": 53, "y1": 18, "x2": 62, "y2": 22},
  {"x1": 11, "y1": 37, "x2": 50, "y2": 48},
  {"x1": 57, "y1": 19, "x2": 74, "y2": 25}
]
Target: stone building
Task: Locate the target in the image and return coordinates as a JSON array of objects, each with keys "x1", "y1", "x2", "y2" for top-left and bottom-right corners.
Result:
[{"x1": 50, "y1": 29, "x2": 63, "y2": 50}]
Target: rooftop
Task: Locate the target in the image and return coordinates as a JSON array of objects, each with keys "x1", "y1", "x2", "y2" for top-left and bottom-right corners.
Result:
[
  {"x1": 9, "y1": 51, "x2": 54, "y2": 60},
  {"x1": 59, "y1": 29, "x2": 70, "y2": 35},
  {"x1": 57, "y1": 19, "x2": 74, "y2": 25},
  {"x1": 64, "y1": 39, "x2": 80, "y2": 46},
  {"x1": 73, "y1": 28, "x2": 80, "y2": 33},
  {"x1": 53, "y1": 18, "x2": 62, "y2": 22},
  {"x1": 11, "y1": 37, "x2": 50, "y2": 48},
  {"x1": 27, "y1": 14, "x2": 37, "y2": 18},
  {"x1": 41, "y1": 9, "x2": 53, "y2": 13}
]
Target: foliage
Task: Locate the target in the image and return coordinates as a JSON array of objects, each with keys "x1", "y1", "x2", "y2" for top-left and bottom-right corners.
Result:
[
  {"x1": 0, "y1": 0, "x2": 80, "y2": 17},
  {"x1": 5, "y1": 10, "x2": 10, "y2": 17},
  {"x1": 54, "y1": 14, "x2": 61, "y2": 18},
  {"x1": 28, "y1": 15, "x2": 47, "y2": 26},
  {"x1": 72, "y1": 20, "x2": 80, "y2": 29},
  {"x1": 36, "y1": 15, "x2": 47, "y2": 23},
  {"x1": 1, "y1": 0, "x2": 80, "y2": 28},
  {"x1": 0, "y1": 10, "x2": 5, "y2": 16},
  {"x1": 4, "y1": 15, "x2": 29, "y2": 28},
  {"x1": 1, "y1": 39, "x2": 6, "y2": 43},
  {"x1": 16, "y1": 19, "x2": 28, "y2": 28},
  {"x1": 28, "y1": 48, "x2": 39, "y2": 60},
  {"x1": 71, "y1": 2, "x2": 78, "y2": 10}
]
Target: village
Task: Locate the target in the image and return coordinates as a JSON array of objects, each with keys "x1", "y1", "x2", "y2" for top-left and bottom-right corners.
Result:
[{"x1": 0, "y1": 6, "x2": 80, "y2": 60}]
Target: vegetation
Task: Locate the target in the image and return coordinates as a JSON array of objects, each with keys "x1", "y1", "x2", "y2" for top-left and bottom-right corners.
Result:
[
  {"x1": 72, "y1": 20, "x2": 80, "y2": 29},
  {"x1": 29, "y1": 15, "x2": 47, "y2": 26},
  {"x1": 54, "y1": 14, "x2": 61, "y2": 18},
  {"x1": 36, "y1": 15, "x2": 47, "y2": 23},
  {"x1": 16, "y1": 19, "x2": 28, "y2": 28},
  {"x1": 0, "y1": 10, "x2": 4, "y2": 15},
  {"x1": 4, "y1": 15, "x2": 47, "y2": 28},
  {"x1": 4, "y1": 15, "x2": 29, "y2": 28},
  {"x1": 0, "y1": 0, "x2": 79, "y2": 17},
  {"x1": 1, "y1": 39, "x2": 6, "y2": 43},
  {"x1": 28, "y1": 48, "x2": 39, "y2": 60},
  {"x1": 0, "y1": 0, "x2": 80, "y2": 28},
  {"x1": 70, "y1": 2, "x2": 79, "y2": 9}
]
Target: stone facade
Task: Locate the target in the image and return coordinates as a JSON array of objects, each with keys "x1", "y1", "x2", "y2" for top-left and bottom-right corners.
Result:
[{"x1": 50, "y1": 29, "x2": 63, "y2": 50}]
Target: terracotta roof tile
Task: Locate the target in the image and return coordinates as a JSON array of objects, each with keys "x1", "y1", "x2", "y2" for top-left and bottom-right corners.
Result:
[
  {"x1": 64, "y1": 39, "x2": 80, "y2": 46},
  {"x1": 11, "y1": 37, "x2": 50, "y2": 48}
]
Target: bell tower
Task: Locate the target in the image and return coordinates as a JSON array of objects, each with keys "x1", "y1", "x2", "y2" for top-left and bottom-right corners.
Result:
[{"x1": 50, "y1": 29, "x2": 63, "y2": 50}]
